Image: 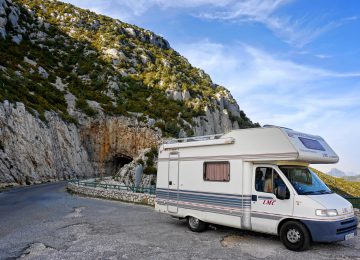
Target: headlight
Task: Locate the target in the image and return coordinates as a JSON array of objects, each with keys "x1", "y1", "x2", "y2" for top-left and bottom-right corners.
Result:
[{"x1": 315, "y1": 209, "x2": 338, "y2": 217}]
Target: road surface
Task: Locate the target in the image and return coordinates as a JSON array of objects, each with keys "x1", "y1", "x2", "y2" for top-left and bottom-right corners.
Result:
[{"x1": 0, "y1": 182, "x2": 359, "y2": 259}]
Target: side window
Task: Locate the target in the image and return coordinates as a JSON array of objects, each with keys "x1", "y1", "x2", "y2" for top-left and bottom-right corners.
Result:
[
  {"x1": 255, "y1": 167, "x2": 286, "y2": 194},
  {"x1": 203, "y1": 161, "x2": 230, "y2": 182}
]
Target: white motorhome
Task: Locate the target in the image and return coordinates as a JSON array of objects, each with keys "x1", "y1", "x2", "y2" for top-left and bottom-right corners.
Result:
[{"x1": 155, "y1": 126, "x2": 358, "y2": 251}]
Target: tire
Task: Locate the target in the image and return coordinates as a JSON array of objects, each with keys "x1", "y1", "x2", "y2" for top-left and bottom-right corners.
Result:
[
  {"x1": 280, "y1": 221, "x2": 311, "y2": 251},
  {"x1": 187, "y1": 216, "x2": 207, "y2": 232}
]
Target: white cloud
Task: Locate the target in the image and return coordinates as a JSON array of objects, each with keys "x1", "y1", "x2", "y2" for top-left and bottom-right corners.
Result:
[
  {"x1": 64, "y1": 0, "x2": 356, "y2": 47},
  {"x1": 175, "y1": 39, "x2": 360, "y2": 174},
  {"x1": 197, "y1": 0, "x2": 352, "y2": 48},
  {"x1": 315, "y1": 54, "x2": 332, "y2": 59}
]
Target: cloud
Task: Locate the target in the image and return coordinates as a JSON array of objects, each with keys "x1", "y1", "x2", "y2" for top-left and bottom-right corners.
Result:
[
  {"x1": 176, "y1": 39, "x2": 360, "y2": 94},
  {"x1": 64, "y1": 0, "x2": 357, "y2": 48},
  {"x1": 197, "y1": 0, "x2": 353, "y2": 48},
  {"x1": 315, "y1": 54, "x2": 332, "y2": 59},
  {"x1": 198, "y1": 0, "x2": 290, "y2": 20},
  {"x1": 175, "y1": 39, "x2": 360, "y2": 174}
]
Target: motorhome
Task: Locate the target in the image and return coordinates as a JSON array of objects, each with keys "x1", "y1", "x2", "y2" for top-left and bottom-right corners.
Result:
[{"x1": 154, "y1": 126, "x2": 358, "y2": 251}]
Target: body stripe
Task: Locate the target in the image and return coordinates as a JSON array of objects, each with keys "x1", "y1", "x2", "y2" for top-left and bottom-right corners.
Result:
[
  {"x1": 158, "y1": 199, "x2": 245, "y2": 212},
  {"x1": 157, "y1": 196, "x2": 250, "y2": 208},
  {"x1": 156, "y1": 190, "x2": 251, "y2": 208},
  {"x1": 157, "y1": 200, "x2": 243, "y2": 217},
  {"x1": 156, "y1": 188, "x2": 250, "y2": 198},
  {"x1": 156, "y1": 191, "x2": 251, "y2": 204}
]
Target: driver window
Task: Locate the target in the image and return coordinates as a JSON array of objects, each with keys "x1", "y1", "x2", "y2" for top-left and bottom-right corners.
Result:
[{"x1": 255, "y1": 167, "x2": 286, "y2": 194}]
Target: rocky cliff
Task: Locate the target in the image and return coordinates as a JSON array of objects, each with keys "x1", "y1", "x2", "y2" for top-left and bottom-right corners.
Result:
[
  {"x1": 0, "y1": 0, "x2": 258, "y2": 187},
  {"x1": 0, "y1": 101, "x2": 159, "y2": 188}
]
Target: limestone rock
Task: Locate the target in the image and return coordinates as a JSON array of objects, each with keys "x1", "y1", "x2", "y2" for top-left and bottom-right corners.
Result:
[
  {"x1": 38, "y1": 66, "x2": 48, "y2": 78},
  {"x1": 0, "y1": 17, "x2": 7, "y2": 39},
  {"x1": 0, "y1": 101, "x2": 160, "y2": 188},
  {"x1": 0, "y1": 102, "x2": 95, "y2": 188}
]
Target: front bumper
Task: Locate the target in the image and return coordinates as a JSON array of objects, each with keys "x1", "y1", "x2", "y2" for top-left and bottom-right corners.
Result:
[{"x1": 301, "y1": 217, "x2": 358, "y2": 242}]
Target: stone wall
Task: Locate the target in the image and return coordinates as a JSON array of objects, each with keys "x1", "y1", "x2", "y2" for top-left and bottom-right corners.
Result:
[{"x1": 67, "y1": 182, "x2": 155, "y2": 206}]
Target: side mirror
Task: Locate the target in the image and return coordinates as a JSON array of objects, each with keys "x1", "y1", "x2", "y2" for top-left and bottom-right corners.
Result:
[{"x1": 275, "y1": 186, "x2": 288, "y2": 200}]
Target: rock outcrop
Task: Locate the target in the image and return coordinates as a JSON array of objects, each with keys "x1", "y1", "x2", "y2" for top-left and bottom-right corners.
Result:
[
  {"x1": 80, "y1": 119, "x2": 159, "y2": 176},
  {"x1": 0, "y1": 101, "x2": 94, "y2": 187}
]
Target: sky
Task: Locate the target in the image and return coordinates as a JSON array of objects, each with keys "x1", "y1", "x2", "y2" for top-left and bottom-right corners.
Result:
[{"x1": 63, "y1": 0, "x2": 360, "y2": 175}]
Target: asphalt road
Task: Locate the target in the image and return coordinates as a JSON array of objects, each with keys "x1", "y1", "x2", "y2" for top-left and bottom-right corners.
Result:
[{"x1": 0, "y1": 182, "x2": 359, "y2": 260}]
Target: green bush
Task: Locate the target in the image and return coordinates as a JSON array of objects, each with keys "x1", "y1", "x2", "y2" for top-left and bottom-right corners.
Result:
[
  {"x1": 137, "y1": 159, "x2": 144, "y2": 166},
  {"x1": 143, "y1": 166, "x2": 157, "y2": 175},
  {"x1": 75, "y1": 98, "x2": 97, "y2": 116}
]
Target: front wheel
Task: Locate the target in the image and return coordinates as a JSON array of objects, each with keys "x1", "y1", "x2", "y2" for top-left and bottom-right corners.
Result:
[
  {"x1": 280, "y1": 221, "x2": 311, "y2": 251},
  {"x1": 187, "y1": 216, "x2": 207, "y2": 232}
]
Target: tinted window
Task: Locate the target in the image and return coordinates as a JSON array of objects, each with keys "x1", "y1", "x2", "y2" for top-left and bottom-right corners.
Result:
[
  {"x1": 298, "y1": 137, "x2": 325, "y2": 151},
  {"x1": 203, "y1": 162, "x2": 230, "y2": 182}
]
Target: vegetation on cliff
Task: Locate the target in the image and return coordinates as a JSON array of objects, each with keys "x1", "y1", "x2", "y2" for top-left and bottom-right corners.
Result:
[
  {"x1": 312, "y1": 168, "x2": 360, "y2": 197},
  {"x1": 0, "y1": 0, "x2": 258, "y2": 137}
]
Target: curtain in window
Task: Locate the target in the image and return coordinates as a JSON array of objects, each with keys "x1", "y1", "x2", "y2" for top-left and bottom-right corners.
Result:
[{"x1": 204, "y1": 162, "x2": 230, "y2": 181}]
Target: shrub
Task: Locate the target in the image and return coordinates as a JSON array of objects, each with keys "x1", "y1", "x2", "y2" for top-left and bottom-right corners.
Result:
[
  {"x1": 75, "y1": 98, "x2": 97, "y2": 116},
  {"x1": 143, "y1": 166, "x2": 157, "y2": 175},
  {"x1": 137, "y1": 159, "x2": 144, "y2": 166}
]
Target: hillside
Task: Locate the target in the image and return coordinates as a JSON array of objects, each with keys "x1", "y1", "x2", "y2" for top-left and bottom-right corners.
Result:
[
  {"x1": 312, "y1": 168, "x2": 360, "y2": 197},
  {"x1": 0, "y1": 0, "x2": 258, "y2": 187},
  {"x1": 0, "y1": 0, "x2": 258, "y2": 137}
]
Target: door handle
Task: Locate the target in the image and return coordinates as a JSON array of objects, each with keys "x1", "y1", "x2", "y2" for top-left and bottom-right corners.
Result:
[
  {"x1": 252, "y1": 195, "x2": 257, "y2": 201},
  {"x1": 169, "y1": 181, "x2": 172, "y2": 185}
]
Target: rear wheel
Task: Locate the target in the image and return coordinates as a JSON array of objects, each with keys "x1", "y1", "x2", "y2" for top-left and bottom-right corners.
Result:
[
  {"x1": 187, "y1": 216, "x2": 207, "y2": 232},
  {"x1": 280, "y1": 221, "x2": 311, "y2": 251}
]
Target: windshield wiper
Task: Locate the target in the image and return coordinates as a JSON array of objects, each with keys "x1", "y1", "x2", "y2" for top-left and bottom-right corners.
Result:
[
  {"x1": 318, "y1": 190, "x2": 333, "y2": 194},
  {"x1": 301, "y1": 191, "x2": 317, "y2": 195},
  {"x1": 302, "y1": 190, "x2": 333, "y2": 195}
]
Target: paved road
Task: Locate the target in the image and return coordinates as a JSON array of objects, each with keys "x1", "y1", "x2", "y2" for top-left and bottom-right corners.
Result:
[{"x1": 0, "y1": 182, "x2": 359, "y2": 260}]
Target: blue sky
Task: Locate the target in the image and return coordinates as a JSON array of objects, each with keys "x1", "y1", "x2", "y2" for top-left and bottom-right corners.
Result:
[{"x1": 63, "y1": 0, "x2": 360, "y2": 175}]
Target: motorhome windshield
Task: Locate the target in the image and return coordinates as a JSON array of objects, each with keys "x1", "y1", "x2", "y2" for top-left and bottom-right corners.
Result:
[{"x1": 279, "y1": 166, "x2": 333, "y2": 195}]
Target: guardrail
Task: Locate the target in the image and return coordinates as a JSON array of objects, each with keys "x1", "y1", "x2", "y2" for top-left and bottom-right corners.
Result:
[
  {"x1": 68, "y1": 179, "x2": 156, "y2": 195},
  {"x1": 344, "y1": 197, "x2": 360, "y2": 209}
]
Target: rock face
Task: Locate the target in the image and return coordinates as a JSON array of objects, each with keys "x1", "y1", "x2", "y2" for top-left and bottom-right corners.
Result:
[
  {"x1": 0, "y1": 101, "x2": 159, "y2": 188},
  {"x1": 80, "y1": 119, "x2": 159, "y2": 176},
  {"x1": 0, "y1": 101, "x2": 94, "y2": 187}
]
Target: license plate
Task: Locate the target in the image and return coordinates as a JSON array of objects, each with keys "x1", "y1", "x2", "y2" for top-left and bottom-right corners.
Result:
[{"x1": 345, "y1": 233, "x2": 355, "y2": 240}]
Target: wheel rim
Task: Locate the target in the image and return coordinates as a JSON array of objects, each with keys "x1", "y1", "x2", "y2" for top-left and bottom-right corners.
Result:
[
  {"x1": 287, "y1": 228, "x2": 301, "y2": 243},
  {"x1": 189, "y1": 217, "x2": 199, "y2": 229}
]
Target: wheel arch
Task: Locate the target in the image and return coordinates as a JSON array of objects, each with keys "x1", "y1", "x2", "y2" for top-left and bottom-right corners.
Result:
[
  {"x1": 185, "y1": 214, "x2": 205, "y2": 222},
  {"x1": 277, "y1": 218, "x2": 313, "y2": 241}
]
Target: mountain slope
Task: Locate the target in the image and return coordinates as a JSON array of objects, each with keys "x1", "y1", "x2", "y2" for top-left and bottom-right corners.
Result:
[
  {"x1": 0, "y1": 0, "x2": 258, "y2": 137},
  {"x1": 0, "y1": 0, "x2": 258, "y2": 187},
  {"x1": 312, "y1": 168, "x2": 360, "y2": 197}
]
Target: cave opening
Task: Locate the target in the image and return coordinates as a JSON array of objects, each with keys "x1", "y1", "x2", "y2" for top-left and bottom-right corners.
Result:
[{"x1": 104, "y1": 154, "x2": 133, "y2": 176}]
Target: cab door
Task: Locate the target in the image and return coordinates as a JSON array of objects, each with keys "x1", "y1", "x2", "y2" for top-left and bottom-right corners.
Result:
[{"x1": 251, "y1": 165, "x2": 294, "y2": 234}]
